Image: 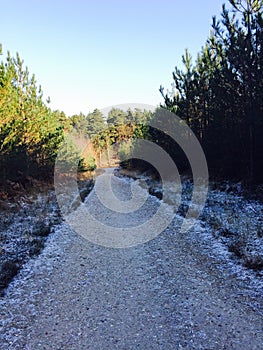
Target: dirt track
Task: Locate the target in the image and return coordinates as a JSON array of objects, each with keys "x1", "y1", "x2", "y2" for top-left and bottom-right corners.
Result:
[{"x1": 1, "y1": 170, "x2": 262, "y2": 349}]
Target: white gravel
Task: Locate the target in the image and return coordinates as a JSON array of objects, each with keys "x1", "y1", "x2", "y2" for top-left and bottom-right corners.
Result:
[{"x1": 0, "y1": 170, "x2": 262, "y2": 349}]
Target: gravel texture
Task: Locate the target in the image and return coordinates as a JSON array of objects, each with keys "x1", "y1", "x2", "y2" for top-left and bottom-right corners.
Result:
[
  {"x1": 0, "y1": 178, "x2": 93, "y2": 296},
  {"x1": 0, "y1": 170, "x2": 262, "y2": 349},
  {"x1": 0, "y1": 190, "x2": 59, "y2": 296}
]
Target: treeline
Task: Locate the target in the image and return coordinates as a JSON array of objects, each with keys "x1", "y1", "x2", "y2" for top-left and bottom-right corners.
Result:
[
  {"x1": 0, "y1": 52, "x2": 152, "y2": 183},
  {"x1": 68, "y1": 108, "x2": 152, "y2": 168},
  {"x1": 0, "y1": 52, "x2": 154, "y2": 180},
  {"x1": 160, "y1": 0, "x2": 263, "y2": 183},
  {"x1": 3, "y1": 0, "x2": 263, "y2": 186}
]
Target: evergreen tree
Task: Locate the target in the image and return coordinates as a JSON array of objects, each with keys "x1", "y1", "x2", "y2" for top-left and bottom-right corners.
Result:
[
  {"x1": 160, "y1": 0, "x2": 263, "y2": 183},
  {"x1": 86, "y1": 109, "x2": 106, "y2": 137},
  {"x1": 0, "y1": 51, "x2": 64, "y2": 180}
]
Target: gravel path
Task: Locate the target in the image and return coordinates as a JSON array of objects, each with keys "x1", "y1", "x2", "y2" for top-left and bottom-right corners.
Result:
[{"x1": 0, "y1": 170, "x2": 263, "y2": 349}]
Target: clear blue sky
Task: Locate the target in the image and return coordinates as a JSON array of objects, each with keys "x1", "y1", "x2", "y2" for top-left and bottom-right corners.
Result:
[{"x1": 1, "y1": 0, "x2": 225, "y2": 116}]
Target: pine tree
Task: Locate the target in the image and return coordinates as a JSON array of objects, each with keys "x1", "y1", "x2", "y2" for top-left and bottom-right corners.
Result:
[
  {"x1": 0, "y1": 51, "x2": 64, "y2": 180},
  {"x1": 160, "y1": 0, "x2": 263, "y2": 182}
]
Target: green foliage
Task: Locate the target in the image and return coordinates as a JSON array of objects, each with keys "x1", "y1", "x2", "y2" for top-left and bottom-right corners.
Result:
[
  {"x1": 70, "y1": 113, "x2": 88, "y2": 136},
  {"x1": 0, "y1": 51, "x2": 64, "y2": 180},
  {"x1": 107, "y1": 108, "x2": 127, "y2": 127},
  {"x1": 118, "y1": 140, "x2": 134, "y2": 162},
  {"x1": 86, "y1": 109, "x2": 106, "y2": 137},
  {"x1": 0, "y1": 51, "x2": 152, "y2": 180},
  {"x1": 56, "y1": 137, "x2": 80, "y2": 174},
  {"x1": 56, "y1": 134, "x2": 96, "y2": 175},
  {"x1": 90, "y1": 108, "x2": 152, "y2": 167},
  {"x1": 83, "y1": 155, "x2": 96, "y2": 171},
  {"x1": 160, "y1": 0, "x2": 263, "y2": 182}
]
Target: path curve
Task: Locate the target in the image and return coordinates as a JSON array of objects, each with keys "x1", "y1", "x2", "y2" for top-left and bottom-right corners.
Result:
[{"x1": 0, "y1": 170, "x2": 262, "y2": 349}]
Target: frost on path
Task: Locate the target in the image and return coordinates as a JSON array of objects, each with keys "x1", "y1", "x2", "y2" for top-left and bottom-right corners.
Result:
[{"x1": 0, "y1": 171, "x2": 263, "y2": 350}]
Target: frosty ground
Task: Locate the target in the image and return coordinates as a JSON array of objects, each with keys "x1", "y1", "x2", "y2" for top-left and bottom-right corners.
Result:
[{"x1": 0, "y1": 169, "x2": 262, "y2": 349}]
